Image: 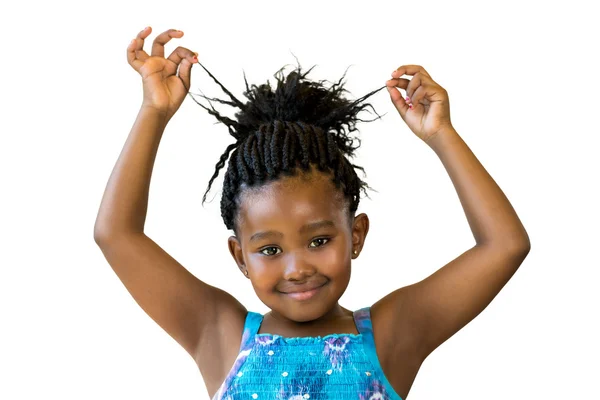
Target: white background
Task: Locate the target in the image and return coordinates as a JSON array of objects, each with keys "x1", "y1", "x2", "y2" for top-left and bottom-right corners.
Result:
[{"x1": 1, "y1": 0, "x2": 598, "y2": 399}]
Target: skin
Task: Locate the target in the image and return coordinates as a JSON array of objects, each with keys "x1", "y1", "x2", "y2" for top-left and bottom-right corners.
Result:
[
  {"x1": 95, "y1": 27, "x2": 531, "y2": 399},
  {"x1": 227, "y1": 164, "x2": 370, "y2": 335}
]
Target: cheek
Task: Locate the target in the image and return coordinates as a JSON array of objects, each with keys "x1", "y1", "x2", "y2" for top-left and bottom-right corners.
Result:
[
  {"x1": 248, "y1": 259, "x2": 280, "y2": 289},
  {"x1": 319, "y1": 243, "x2": 351, "y2": 276}
]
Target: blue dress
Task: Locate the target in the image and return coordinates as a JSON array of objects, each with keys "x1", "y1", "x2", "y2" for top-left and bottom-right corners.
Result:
[{"x1": 212, "y1": 306, "x2": 403, "y2": 400}]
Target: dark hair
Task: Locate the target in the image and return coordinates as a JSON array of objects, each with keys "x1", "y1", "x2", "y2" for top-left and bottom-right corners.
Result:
[{"x1": 189, "y1": 58, "x2": 387, "y2": 235}]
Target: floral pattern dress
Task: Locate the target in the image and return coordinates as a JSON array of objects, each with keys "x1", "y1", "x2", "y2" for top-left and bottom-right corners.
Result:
[{"x1": 211, "y1": 307, "x2": 403, "y2": 400}]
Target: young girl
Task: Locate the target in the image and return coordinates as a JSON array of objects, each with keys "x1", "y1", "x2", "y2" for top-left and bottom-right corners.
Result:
[{"x1": 94, "y1": 27, "x2": 531, "y2": 400}]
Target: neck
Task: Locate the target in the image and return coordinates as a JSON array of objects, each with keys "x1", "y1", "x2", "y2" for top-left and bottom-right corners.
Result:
[{"x1": 266, "y1": 303, "x2": 352, "y2": 329}]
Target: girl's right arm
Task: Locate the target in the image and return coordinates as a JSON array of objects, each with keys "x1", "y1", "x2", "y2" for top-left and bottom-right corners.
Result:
[{"x1": 93, "y1": 27, "x2": 246, "y2": 364}]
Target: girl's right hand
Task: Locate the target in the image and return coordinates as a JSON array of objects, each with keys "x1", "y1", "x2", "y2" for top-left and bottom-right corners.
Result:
[{"x1": 127, "y1": 27, "x2": 198, "y2": 121}]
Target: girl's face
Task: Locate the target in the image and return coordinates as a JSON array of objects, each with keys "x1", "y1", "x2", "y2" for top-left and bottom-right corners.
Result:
[{"x1": 228, "y1": 167, "x2": 369, "y2": 323}]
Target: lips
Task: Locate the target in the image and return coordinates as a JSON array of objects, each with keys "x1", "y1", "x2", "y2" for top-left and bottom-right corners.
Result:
[
  {"x1": 280, "y1": 280, "x2": 327, "y2": 294},
  {"x1": 281, "y1": 282, "x2": 327, "y2": 301}
]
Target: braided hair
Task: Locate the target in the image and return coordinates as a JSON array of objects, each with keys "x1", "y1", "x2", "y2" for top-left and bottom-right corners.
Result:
[{"x1": 189, "y1": 59, "x2": 387, "y2": 236}]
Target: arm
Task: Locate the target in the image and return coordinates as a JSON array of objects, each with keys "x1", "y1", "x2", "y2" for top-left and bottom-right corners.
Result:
[
  {"x1": 93, "y1": 105, "x2": 167, "y2": 236},
  {"x1": 94, "y1": 106, "x2": 245, "y2": 361},
  {"x1": 93, "y1": 28, "x2": 246, "y2": 363},
  {"x1": 374, "y1": 126, "x2": 531, "y2": 360}
]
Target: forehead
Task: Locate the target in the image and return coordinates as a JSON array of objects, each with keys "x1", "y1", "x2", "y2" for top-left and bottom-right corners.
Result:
[{"x1": 237, "y1": 169, "x2": 347, "y2": 236}]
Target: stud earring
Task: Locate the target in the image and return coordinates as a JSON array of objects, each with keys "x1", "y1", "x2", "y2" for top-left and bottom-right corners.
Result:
[
  {"x1": 244, "y1": 270, "x2": 249, "y2": 276},
  {"x1": 353, "y1": 250, "x2": 358, "y2": 256}
]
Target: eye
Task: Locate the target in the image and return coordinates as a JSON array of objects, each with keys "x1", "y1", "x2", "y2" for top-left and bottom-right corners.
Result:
[
  {"x1": 259, "y1": 238, "x2": 330, "y2": 256},
  {"x1": 309, "y1": 238, "x2": 330, "y2": 248},
  {"x1": 260, "y1": 246, "x2": 282, "y2": 256}
]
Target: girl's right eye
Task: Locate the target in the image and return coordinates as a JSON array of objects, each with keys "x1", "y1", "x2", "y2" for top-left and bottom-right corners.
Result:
[{"x1": 260, "y1": 247, "x2": 281, "y2": 256}]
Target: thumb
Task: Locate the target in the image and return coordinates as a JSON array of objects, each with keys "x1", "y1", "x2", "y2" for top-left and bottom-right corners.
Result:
[
  {"x1": 178, "y1": 58, "x2": 193, "y2": 92},
  {"x1": 386, "y1": 83, "x2": 410, "y2": 119}
]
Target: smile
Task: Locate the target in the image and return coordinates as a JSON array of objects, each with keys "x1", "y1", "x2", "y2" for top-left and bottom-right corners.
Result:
[{"x1": 282, "y1": 282, "x2": 327, "y2": 301}]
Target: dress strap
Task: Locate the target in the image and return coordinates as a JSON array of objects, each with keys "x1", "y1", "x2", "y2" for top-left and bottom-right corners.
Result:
[
  {"x1": 238, "y1": 311, "x2": 264, "y2": 352},
  {"x1": 353, "y1": 306, "x2": 373, "y2": 335},
  {"x1": 211, "y1": 311, "x2": 264, "y2": 400},
  {"x1": 354, "y1": 306, "x2": 400, "y2": 398}
]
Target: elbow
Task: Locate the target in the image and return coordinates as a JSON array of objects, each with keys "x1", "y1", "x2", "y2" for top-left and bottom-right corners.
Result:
[
  {"x1": 93, "y1": 228, "x2": 109, "y2": 245},
  {"x1": 516, "y1": 231, "x2": 532, "y2": 254},
  {"x1": 479, "y1": 236, "x2": 531, "y2": 255},
  {"x1": 497, "y1": 229, "x2": 532, "y2": 254},
  {"x1": 93, "y1": 222, "x2": 117, "y2": 245},
  {"x1": 508, "y1": 238, "x2": 531, "y2": 256},
  {"x1": 93, "y1": 224, "x2": 142, "y2": 245}
]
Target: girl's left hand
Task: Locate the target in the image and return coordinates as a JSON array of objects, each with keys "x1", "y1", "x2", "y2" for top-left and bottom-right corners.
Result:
[{"x1": 386, "y1": 65, "x2": 453, "y2": 144}]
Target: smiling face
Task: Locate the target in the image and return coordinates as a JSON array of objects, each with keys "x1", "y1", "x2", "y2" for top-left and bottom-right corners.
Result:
[{"x1": 228, "y1": 165, "x2": 369, "y2": 324}]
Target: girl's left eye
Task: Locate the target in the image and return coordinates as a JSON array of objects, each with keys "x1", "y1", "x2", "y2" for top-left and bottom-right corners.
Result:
[{"x1": 309, "y1": 238, "x2": 329, "y2": 248}]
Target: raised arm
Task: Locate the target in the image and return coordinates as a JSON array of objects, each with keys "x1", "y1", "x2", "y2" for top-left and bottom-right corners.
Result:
[
  {"x1": 376, "y1": 65, "x2": 531, "y2": 361},
  {"x1": 93, "y1": 27, "x2": 245, "y2": 362},
  {"x1": 406, "y1": 127, "x2": 529, "y2": 359}
]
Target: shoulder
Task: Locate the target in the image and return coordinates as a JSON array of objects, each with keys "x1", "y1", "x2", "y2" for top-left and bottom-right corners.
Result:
[
  {"x1": 369, "y1": 286, "x2": 423, "y2": 358},
  {"x1": 368, "y1": 287, "x2": 426, "y2": 400},
  {"x1": 194, "y1": 289, "x2": 248, "y2": 393}
]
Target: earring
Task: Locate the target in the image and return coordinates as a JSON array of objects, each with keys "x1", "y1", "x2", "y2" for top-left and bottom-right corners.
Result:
[
  {"x1": 244, "y1": 270, "x2": 249, "y2": 276},
  {"x1": 353, "y1": 250, "x2": 358, "y2": 256}
]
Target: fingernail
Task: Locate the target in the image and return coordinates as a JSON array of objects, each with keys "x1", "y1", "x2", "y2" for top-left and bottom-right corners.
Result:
[
  {"x1": 408, "y1": 104, "x2": 413, "y2": 109},
  {"x1": 405, "y1": 96, "x2": 411, "y2": 102}
]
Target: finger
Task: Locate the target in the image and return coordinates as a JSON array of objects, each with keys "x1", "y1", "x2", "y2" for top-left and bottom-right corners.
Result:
[
  {"x1": 410, "y1": 85, "x2": 426, "y2": 109},
  {"x1": 167, "y1": 46, "x2": 198, "y2": 68},
  {"x1": 406, "y1": 72, "x2": 439, "y2": 99},
  {"x1": 386, "y1": 77, "x2": 411, "y2": 102},
  {"x1": 391, "y1": 65, "x2": 431, "y2": 79},
  {"x1": 386, "y1": 80, "x2": 410, "y2": 116},
  {"x1": 178, "y1": 58, "x2": 193, "y2": 91},
  {"x1": 126, "y1": 27, "x2": 152, "y2": 72},
  {"x1": 387, "y1": 77, "x2": 410, "y2": 90},
  {"x1": 405, "y1": 73, "x2": 424, "y2": 100},
  {"x1": 151, "y1": 29, "x2": 184, "y2": 58},
  {"x1": 411, "y1": 81, "x2": 446, "y2": 109}
]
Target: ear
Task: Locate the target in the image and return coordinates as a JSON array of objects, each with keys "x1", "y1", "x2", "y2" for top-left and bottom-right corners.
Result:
[
  {"x1": 351, "y1": 213, "x2": 370, "y2": 258},
  {"x1": 228, "y1": 235, "x2": 249, "y2": 278}
]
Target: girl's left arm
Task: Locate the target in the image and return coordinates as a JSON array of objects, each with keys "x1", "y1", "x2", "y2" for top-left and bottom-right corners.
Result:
[
  {"x1": 412, "y1": 127, "x2": 530, "y2": 359},
  {"x1": 427, "y1": 126, "x2": 531, "y2": 248},
  {"x1": 379, "y1": 65, "x2": 531, "y2": 361}
]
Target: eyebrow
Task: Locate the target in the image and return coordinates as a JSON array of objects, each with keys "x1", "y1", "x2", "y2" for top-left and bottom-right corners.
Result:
[{"x1": 249, "y1": 220, "x2": 336, "y2": 243}]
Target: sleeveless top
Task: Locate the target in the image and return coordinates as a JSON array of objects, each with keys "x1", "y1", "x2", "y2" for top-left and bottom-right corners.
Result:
[{"x1": 212, "y1": 306, "x2": 403, "y2": 400}]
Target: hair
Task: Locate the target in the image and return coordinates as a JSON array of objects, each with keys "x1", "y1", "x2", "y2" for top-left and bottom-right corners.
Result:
[{"x1": 188, "y1": 57, "x2": 388, "y2": 236}]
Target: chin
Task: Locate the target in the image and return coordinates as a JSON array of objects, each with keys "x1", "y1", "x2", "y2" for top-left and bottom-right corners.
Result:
[
  {"x1": 284, "y1": 307, "x2": 325, "y2": 322},
  {"x1": 272, "y1": 293, "x2": 335, "y2": 322}
]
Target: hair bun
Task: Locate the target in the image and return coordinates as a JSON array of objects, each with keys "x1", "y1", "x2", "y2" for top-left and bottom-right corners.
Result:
[{"x1": 190, "y1": 59, "x2": 386, "y2": 159}]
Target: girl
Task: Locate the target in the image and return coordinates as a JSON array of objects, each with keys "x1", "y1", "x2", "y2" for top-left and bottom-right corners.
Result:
[{"x1": 94, "y1": 27, "x2": 531, "y2": 400}]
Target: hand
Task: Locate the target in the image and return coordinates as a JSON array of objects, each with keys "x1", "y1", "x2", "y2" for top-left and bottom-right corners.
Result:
[
  {"x1": 126, "y1": 27, "x2": 198, "y2": 121},
  {"x1": 386, "y1": 65, "x2": 453, "y2": 144}
]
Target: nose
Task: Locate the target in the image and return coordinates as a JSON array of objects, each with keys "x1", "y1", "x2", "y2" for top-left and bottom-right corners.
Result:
[{"x1": 283, "y1": 252, "x2": 317, "y2": 281}]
